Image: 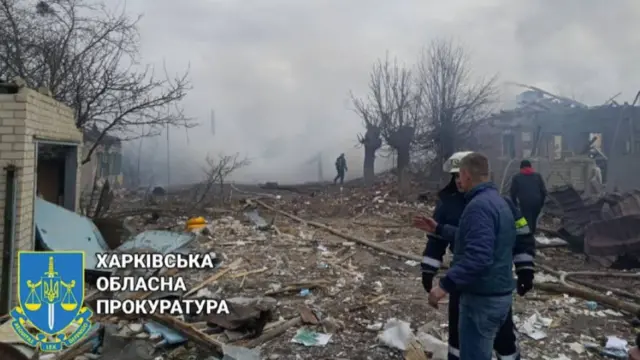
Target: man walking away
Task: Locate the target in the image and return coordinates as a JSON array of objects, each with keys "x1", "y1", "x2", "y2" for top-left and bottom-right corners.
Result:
[
  {"x1": 510, "y1": 160, "x2": 547, "y2": 233},
  {"x1": 427, "y1": 153, "x2": 516, "y2": 360},
  {"x1": 334, "y1": 153, "x2": 347, "y2": 184}
]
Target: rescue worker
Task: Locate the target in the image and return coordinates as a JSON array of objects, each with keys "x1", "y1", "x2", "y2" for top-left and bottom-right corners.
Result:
[
  {"x1": 510, "y1": 160, "x2": 547, "y2": 234},
  {"x1": 414, "y1": 151, "x2": 535, "y2": 360},
  {"x1": 334, "y1": 153, "x2": 347, "y2": 185}
]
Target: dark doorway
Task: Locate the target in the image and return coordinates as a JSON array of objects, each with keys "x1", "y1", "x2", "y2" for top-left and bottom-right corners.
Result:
[{"x1": 36, "y1": 143, "x2": 78, "y2": 211}]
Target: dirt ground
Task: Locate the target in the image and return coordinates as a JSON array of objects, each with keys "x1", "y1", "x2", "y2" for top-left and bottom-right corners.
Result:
[
  {"x1": 207, "y1": 210, "x2": 638, "y2": 359},
  {"x1": 66, "y1": 178, "x2": 640, "y2": 359}
]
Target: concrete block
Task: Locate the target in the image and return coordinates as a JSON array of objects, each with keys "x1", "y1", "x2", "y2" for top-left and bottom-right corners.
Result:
[
  {"x1": 1, "y1": 134, "x2": 18, "y2": 142},
  {"x1": 0, "y1": 126, "x2": 14, "y2": 134}
]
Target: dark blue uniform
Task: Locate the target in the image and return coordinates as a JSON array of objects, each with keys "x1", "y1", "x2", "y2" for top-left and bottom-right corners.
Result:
[
  {"x1": 333, "y1": 155, "x2": 347, "y2": 184},
  {"x1": 421, "y1": 178, "x2": 535, "y2": 360},
  {"x1": 510, "y1": 166, "x2": 547, "y2": 234}
]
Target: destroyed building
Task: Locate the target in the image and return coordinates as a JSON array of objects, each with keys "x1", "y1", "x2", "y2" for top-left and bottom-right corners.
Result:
[
  {"x1": 0, "y1": 81, "x2": 638, "y2": 359},
  {"x1": 478, "y1": 89, "x2": 640, "y2": 269},
  {"x1": 0, "y1": 81, "x2": 83, "y2": 315},
  {"x1": 81, "y1": 125, "x2": 124, "y2": 192},
  {"x1": 479, "y1": 89, "x2": 640, "y2": 193}
]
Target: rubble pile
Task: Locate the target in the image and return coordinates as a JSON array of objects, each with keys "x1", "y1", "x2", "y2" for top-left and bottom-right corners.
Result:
[
  {"x1": 545, "y1": 185, "x2": 640, "y2": 269},
  {"x1": 2, "y1": 177, "x2": 640, "y2": 360}
]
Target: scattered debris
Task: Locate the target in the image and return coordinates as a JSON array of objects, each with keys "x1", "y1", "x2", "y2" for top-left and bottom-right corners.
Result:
[
  {"x1": 519, "y1": 312, "x2": 551, "y2": 340},
  {"x1": 291, "y1": 328, "x2": 332, "y2": 347},
  {"x1": 378, "y1": 319, "x2": 413, "y2": 351},
  {"x1": 548, "y1": 185, "x2": 640, "y2": 269},
  {"x1": 186, "y1": 216, "x2": 207, "y2": 232},
  {"x1": 151, "y1": 186, "x2": 166, "y2": 196},
  {"x1": 414, "y1": 333, "x2": 447, "y2": 360},
  {"x1": 244, "y1": 209, "x2": 271, "y2": 230},
  {"x1": 4, "y1": 176, "x2": 638, "y2": 360},
  {"x1": 603, "y1": 336, "x2": 629, "y2": 359}
]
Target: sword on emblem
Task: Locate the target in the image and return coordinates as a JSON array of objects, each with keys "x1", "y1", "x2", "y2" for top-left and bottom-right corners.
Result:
[
  {"x1": 43, "y1": 257, "x2": 59, "y2": 331},
  {"x1": 48, "y1": 303, "x2": 54, "y2": 330}
]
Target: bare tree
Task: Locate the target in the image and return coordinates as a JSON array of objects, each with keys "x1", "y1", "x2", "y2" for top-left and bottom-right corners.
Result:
[
  {"x1": 354, "y1": 55, "x2": 422, "y2": 195},
  {"x1": 190, "y1": 153, "x2": 251, "y2": 207},
  {"x1": 0, "y1": 0, "x2": 195, "y2": 164},
  {"x1": 417, "y1": 39, "x2": 498, "y2": 173},
  {"x1": 351, "y1": 93, "x2": 382, "y2": 186}
]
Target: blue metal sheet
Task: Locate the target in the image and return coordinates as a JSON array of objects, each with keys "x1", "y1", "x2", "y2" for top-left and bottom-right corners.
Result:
[
  {"x1": 244, "y1": 209, "x2": 269, "y2": 229},
  {"x1": 144, "y1": 321, "x2": 187, "y2": 345},
  {"x1": 34, "y1": 198, "x2": 109, "y2": 271},
  {"x1": 116, "y1": 230, "x2": 195, "y2": 254}
]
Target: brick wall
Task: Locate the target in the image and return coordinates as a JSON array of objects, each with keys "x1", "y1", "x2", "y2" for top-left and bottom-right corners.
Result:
[
  {"x1": 0, "y1": 87, "x2": 82, "y2": 309},
  {"x1": 545, "y1": 157, "x2": 594, "y2": 192},
  {"x1": 493, "y1": 156, "x2": 595, "y2": 195}
]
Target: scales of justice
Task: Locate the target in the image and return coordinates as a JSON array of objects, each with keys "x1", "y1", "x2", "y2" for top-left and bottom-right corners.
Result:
[{"x1": 23, "y1": 256, "x2": 78, "y2": 331}]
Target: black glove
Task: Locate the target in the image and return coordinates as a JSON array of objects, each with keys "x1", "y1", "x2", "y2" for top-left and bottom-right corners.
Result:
[
  {"x1": 422, "y1": 273, "x2": 434, "y2": 293},
  {"x1": 516, "y1": 270, "x2": 534, "y2": 296}
]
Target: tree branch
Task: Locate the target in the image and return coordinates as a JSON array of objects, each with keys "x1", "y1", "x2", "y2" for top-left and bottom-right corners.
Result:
[
  {"x1": 416, "y1": 38, "x2": 498, "y2": 167},
  {"x1": 0, "y1": 0, "x2": 195, "y2": 165}
]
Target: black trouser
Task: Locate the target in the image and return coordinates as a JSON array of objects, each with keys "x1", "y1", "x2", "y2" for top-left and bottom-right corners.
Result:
[
  {"x1": 448, "y1": 291, "x2": 520, "y2": 360},
  {"x1": 334, "y1": 170, "x2": 344, "y2": 184},
  {"x1": 521, "y1": 205, "x2": 542, "y2": 234}
]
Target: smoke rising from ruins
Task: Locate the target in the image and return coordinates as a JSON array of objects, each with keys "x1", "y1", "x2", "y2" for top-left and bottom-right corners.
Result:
[{"x1": 123, "y1": 0, "x2": 640, "y2": 186}]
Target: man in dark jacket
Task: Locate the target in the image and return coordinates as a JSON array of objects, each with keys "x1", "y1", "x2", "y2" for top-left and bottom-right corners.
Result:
[
  {"x1": 333, "y1": 153, "x2": 347, "y2": 185},
  {"x1": 510, "y1": 160, "x2": 547, "y2": 234},
  {"x1": 415, "y1": 152, "x2": 534, "y2": 360},
  {"x1": 426, "y1": 153, "x2": 516, "y2": 360}
]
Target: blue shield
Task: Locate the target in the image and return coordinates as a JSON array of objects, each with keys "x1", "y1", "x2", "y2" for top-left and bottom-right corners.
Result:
[{"x1": 18, "y1": 251, "x2": 85, "y2": 335}]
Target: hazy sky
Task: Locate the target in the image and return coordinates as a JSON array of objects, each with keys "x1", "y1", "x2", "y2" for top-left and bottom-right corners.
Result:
[{"x1": 120, "y1": 0, "x2": 640, "y2": 185}]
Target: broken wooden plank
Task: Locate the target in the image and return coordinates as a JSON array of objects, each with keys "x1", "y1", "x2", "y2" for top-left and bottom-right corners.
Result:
[
  {"x1": 263, "y1": 280, "x2": 329, "y2": 296},
  {"x1": 184, "y1": 258, "x2": 243, "y2": 298},
  {"x1": 298, "y1": 306, "x2": 318, "y2": 325},
  {"x1": 148, "y1": 313, "x2": 225, "y2": 354},
  {"x1": 535, "y1": 282, "x2": 640, "y2": 315},
  {"x1": 404, "y1": 340, "x2": 429, "y2": 360},
  {"x1": 244, "y1": 317, "x2": 302, "y2": 348},
  {"x1": 253, "y1": 199, "x2": 422, "y2": 262},
  {"x1": 230, "y1": 266, "x2": 268, "y2": 279}
]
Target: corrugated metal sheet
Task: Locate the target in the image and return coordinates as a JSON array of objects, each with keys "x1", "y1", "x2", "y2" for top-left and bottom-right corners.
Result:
[
  {"x1": 600, "y1": 190, "x2": 640, "y2": 219},
  {"x1": 584, "y1": 214, "x2": 640, "y2": 257},
  {"x1": 548, "y1": 185, "x2": 594, "y2": 238},
  {"x1": 35, "y1": 198, "x2": 109, "y2": 271},
  {"x1": 116, "y1": 230, "x2": 195, "y2": 253},
  {"x1": 550, "y1": 186, "x2": 640, "y2": 266}
]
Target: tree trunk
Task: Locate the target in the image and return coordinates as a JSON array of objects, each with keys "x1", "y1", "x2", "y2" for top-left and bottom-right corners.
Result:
[
  {"x1": 396, "y1": 145, "x2": 411, "y2": 200},
  {"x1": 361, "y1": 125, "x2": 382, "y2": 187},
  {"x1": 363, "y1": 145, "x2": 376, "y2": 186},
  {"x1": 438, "y1": 116, "x2": 456, "y2": 169},
  {"x1": 387, "y1": 125, "x2": 415, "y2": 201}
]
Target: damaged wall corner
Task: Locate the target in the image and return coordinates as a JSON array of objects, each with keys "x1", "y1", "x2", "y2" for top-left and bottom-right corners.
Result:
[
  {"x1": 492, "y1": 156, "x2": 596, "y2": 196},
  {"x1": 0, "y1": 86, "x2": 83, "y2": 314}
]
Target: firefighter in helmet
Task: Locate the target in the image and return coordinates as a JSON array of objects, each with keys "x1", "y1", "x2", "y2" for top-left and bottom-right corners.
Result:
[{"x1": 414, "y1": 151, "x2": 535, "y2": 360}]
